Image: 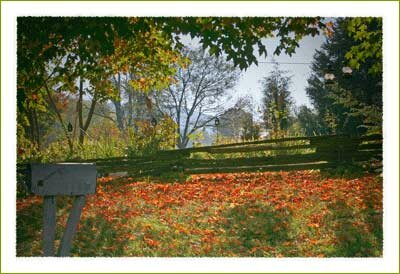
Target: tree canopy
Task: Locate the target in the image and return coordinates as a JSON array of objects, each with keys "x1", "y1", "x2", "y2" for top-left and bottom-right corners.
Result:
[
  {"x1": 306, "y1": 17, "x2": 382, "y2": 135},
  {"x1": 344, "y1": 17, "x2": 382, "y2": 75},
  {"x1": 18, "y1": 16, "x2": 328, "y2": 73},
  {"x1": 17, "y1": 16, "x2": 331, "y2": 151}
]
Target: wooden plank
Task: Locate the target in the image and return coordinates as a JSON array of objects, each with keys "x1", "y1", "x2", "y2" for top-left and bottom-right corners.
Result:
[
  {"x1": 313, "y1": 141, "x2": 360, "y2": 147},
  {"x1": 184, "y1": 152, "x2": 379, "y2": 169},
  {"x1": 156, "y1": 135, "x2": 340, "y2": 154},
  {"x1": 30, "y1": 163, "x2": 97, "y2": 196},
  {"x1": 93, "y1": 154, "x2": 182, "y2": 165},
  {"x1": 131, "y1": 152, "x2": 312, "y2": 169},
  {"x1": 81, "y1": 152, "x2": 188, "y2": 165},
  {"x1": 358, "y1": 143, "x2": 382, "y2": 150},
  {"x1": 206, "y1": 144, "x2": 314, "y2": 154},
  {"x1": 184, "y1": 153, "x2": 328, "y2": 168},
  {"x1": 185, "y1": 162, "x2": 335, "y2": 174},
  {"x1": 95, "y1": 157, "x2": 184, "y2": 168},
  {"x1": 360, "y1": 139, "x2": 382, "y2": 145},
  {"x1": 97, "y1": 144, "x2": 314, "y2": 160},
  {"x1": 358, "y1": 134, "x2": 382, "y2": 142},
  {"x1": 159, "y1": 135, "x2": 372, "y2": 155},
  {"x1": 96, "y1": 161, "x2": 178, "y2": 174},
  {"x1": 79, "y1": 155, "x2": 127, "y2": 163},
  {"x1": 43, "y1": 196, "x2": 56, "y2": 257},
  {"x1": 58, "y1": 195, "x2": 86, "y2": 257}
]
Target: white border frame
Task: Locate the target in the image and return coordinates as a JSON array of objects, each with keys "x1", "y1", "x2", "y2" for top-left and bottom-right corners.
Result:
[{"x1": 2, "y1": 1, "x2": 399, "y2": 273}]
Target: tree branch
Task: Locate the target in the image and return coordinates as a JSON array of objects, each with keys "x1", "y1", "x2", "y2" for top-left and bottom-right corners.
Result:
[{"x1": 44, "y1": 84, "x2": 73, "y2": 152}]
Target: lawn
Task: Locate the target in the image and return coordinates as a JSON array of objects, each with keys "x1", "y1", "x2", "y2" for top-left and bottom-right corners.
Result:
[{"x1": 17, "y1": 170, "x2": 382, "y2": 257}]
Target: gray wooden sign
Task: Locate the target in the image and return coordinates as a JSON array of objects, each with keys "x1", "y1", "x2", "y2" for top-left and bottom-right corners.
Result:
[
  {"x1": 31, "y1": 163, "x2": 96, "y2": 196},
  {"x1": 30, "y1": 163, "x2": 96, "y2": 256}
]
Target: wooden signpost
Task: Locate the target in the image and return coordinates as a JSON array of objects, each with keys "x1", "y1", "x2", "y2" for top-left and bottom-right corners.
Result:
[{"x1": 30, "y1": 163, "x2": 96, "y2": 256}]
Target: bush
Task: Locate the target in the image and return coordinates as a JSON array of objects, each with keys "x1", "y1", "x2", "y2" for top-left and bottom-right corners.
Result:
[{"x1": 126, "y1": 116, "x2": 176, "y2": 157}]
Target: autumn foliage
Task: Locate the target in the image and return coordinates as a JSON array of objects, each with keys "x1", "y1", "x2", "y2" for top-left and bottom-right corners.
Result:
[{"x1": 17, "y1": 170, "x2": 382, "y2": 257}]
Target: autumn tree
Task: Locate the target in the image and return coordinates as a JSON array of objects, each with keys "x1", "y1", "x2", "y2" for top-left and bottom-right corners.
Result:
[
  {"x1": 344, "y1": 17, "x2": 382, "y2": 75},
  {"x1": 18, "y1": 18, "x2": 184, "y2": 155},
  {"x1": 17, "y1": 18, "x2": 131, "y2": 153},
  {"x1": 152, "y1": 47, "x2": 239, "y2": 148},
  {"x1": 17, "y1": 17, "x2": 331, "y2": 158},
  {"x1": 151, "y1": 17, "x2": 330, "y2": 69},
  {"x1": 261, "y1": 64, "x2": 293, "y2": 138}
]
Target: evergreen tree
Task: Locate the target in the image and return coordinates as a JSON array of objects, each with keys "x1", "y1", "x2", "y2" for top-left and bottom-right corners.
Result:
[
  {"x1": 261, "y1": 64, "x2": 293, "y2": 138},
  {"x1": 306, "y1": 18, "x2": 382, "y2": 135},
  {"x1": 295, "y1": 105, "x2": 329, "y2": 136}
]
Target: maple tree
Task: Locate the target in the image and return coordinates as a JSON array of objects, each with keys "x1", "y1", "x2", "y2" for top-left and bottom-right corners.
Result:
[
  {"x1": 18, "y1": 18, "x2": 185, "y2": 152},
  {"x1": 344, "y1": 17, "x2": 382, "y2": 75}
]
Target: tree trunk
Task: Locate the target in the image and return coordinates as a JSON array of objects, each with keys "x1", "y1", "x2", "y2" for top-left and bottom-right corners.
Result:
[
  {"x1": 26, "y1": 109, "x2": 36, "y2": 148},
  {"x1": 174, "y1": 127, "x2": 179, "y2": 149},
  {"x1": 78, "y1": 78, "x2": 84, "y2": 145},
  {"x1": 177, "y1": 141, "x2": 186, "y2": 149},
  {"x1": 45, "y1": 85, "x2": 73, "y2": 154},
  {"x1": 112, "y1": 73, "x2": 125, "y2": 134},
  {"x1": 78, "y1": 93, "x2": 97, "y2": 145},
  {"x1": 32, "y1": 109, "x2": 41, "y2": 149},
  {"x1": 76, "y1": 77, "x2": 98, "y2": 145},
  {"x1": 113, "y1": 100, "x2": 125, "y2": 133},
  {"x1": 126, "y1": 92, "x2": 132, "y2": 128},
  {"x1": 26, "y1": 108, "x2": 41, "y2": 149},
  {"x1": 177, "y1": 134, "x2": 189, "y2": 149}
]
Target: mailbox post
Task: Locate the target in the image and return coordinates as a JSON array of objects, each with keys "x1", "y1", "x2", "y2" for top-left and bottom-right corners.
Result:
[{"x1": 30, "y1": 163, "x2": 96, "y2": 256}]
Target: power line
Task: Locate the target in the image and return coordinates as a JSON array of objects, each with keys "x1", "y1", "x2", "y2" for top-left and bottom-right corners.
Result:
[{"x1": 257, "y1": 61, "x2": 312, "y2": 65}]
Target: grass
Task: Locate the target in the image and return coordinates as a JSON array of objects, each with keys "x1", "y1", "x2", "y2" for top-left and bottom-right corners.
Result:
[{"x1": 16, "y1": 170, "x2": 382, "y2": 257}]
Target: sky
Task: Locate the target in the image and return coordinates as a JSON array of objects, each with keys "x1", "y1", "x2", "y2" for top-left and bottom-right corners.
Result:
[
  {"x1": 183, "y1": 33, "x2": 327, "y2": 117},
  {"x1": 235, "y1": 35, "x2": 327, "y2": 108}
]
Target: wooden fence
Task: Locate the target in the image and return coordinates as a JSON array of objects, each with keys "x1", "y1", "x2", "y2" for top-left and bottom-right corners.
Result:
[
  {"x1": 17, "y1": 134, "x2": 382, "y2": 182},
  {"x1": 91, "y1": 134, "x2": 382, "y2": 176}
]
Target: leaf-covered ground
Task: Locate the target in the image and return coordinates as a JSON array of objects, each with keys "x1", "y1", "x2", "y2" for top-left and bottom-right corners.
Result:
[{"x1": 17, "y1": 170, "x2": 382, "y2": 257}]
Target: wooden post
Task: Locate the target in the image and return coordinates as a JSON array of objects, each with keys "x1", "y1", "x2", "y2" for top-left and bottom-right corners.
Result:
[
  {"x1": 43, "y1": 196, "x2": 57, "y2": 256},
  {"x1": 30, "y1": 163, "x2": 96, "y2": 257},
  {"x1": 58, "y1": 195, "x2": 86, "y2": 256}
]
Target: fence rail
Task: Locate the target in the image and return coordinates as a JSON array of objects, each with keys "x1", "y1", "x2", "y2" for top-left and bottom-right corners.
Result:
[{"x1": 17, "y1": 134, "x2": 382, "y2": 179}]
